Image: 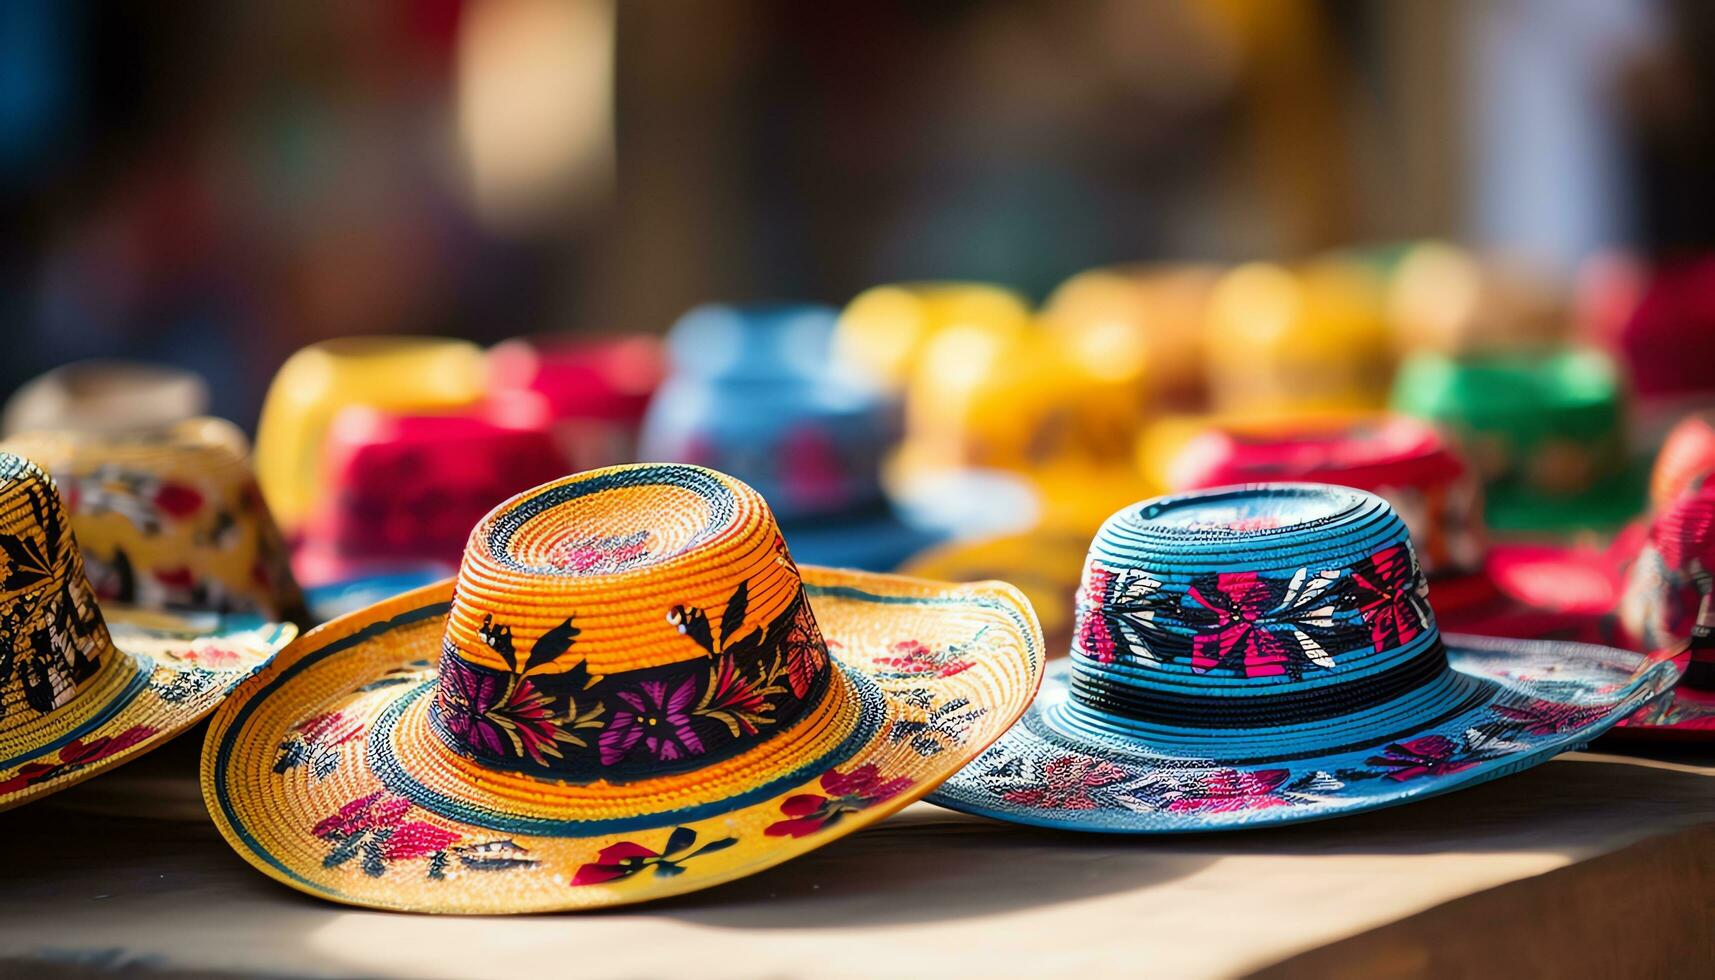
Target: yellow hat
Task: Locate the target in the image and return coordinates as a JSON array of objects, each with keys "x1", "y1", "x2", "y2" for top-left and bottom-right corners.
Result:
[
  {"x1": 833, "y1": 283, "x2": 1030, "y2": 392},
  {"x1": 0, "y1": 454, "x2": 293, "y2": 810},
  {"x1": 255, "y1": 337, "x2": 487, "y2": 531},
  {"x1": 202, "y1": 464, "x2": 1042, "y2": 913},
  {"x1": 896, "y1": 322, "x2": 1152, "y2": 533},
  {"x1": 1387, "y1": 242, "x2": 1569, "y2": 357},
  {"x1": 1205, "y1": 261, "x2": 1392, "y2": 418},
  {"x1": 3, "y1": 419, "x2": 307, "y2": 624},
  {"x1": 1043, "y1": 263, "x2": 1222, "y2": 412}
]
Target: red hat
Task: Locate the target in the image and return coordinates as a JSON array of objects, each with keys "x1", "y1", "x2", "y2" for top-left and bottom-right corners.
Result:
[
  {"x1": 488, "y1": 335, "x2": 664, "y2": 469},
  {"x1": 293, "y1": 393, "x2": 572, "y2": 587}
]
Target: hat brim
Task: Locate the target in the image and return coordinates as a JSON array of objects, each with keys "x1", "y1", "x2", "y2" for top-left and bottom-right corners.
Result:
[
  {"x1": 0, "y1": 609, "x2": 294, "y2": 810},
  {"x1": 1608, "y1": 647, "x2": 1715, "y2": 738},
  {"x1": 303, "y1": 568, "x2": 450, "y2": 623},
  {"x1": 927, "y1": 633, "x2": 1676, "y2": 833},
  {"x1": 200, "y1": 567, "x2": 1043, "y2": 914}
]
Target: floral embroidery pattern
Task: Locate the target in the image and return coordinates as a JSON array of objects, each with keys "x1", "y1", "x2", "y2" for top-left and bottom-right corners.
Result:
[
  {"x1": 313, "y1": 791, "x2": 537, "y2": 880},
  {"x1": 1347, "y1": 547, "x2": 1432, "y2": 652},
  {"x1": 0, "y1": 471, "x2": 106, "y2": 719},
  {"x1": 1001, "y1": 755, "x2": 1128, "y2": 810},
  {"x1": 872, "y1": 631, "x2": 985, "y2": 680},
  {"x1": 0, "y1": 725, "x2": 157, "y2": 795},
  {"x1": 1184, "y1": 568, "x2": 1343, "y2": 678},
  {"x1": 570, "y1": 826, "x2": 736, "y2": 885},
  {"x1": 765, "y1": 764, "x2": 913, "y2": 838},
  {"x1": 887, "y1": 688, "x2": 988, "y2": 757},
  {"x1": 1363, "y1": 736, "x2": 1484, "y2": 781},
  {"x1": 430, "y1": 584, "x2": 830, "y2": 778},
  {"x1": 275, "y1": 711, "x2": 364, "y2": 780},
  {"x1": 550, "y1": 531, "x2": 653, "y2": 574}
]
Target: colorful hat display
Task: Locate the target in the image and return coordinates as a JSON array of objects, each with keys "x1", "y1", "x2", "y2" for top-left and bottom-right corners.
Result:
[
  {"x1": 1391, "y1": 347, "x2": 1641, "y2": 533},
  {"x1": 2, "y1": 419, "x2": 307, "y2": 624},
  {"x1": 293, "y1": 394, "x2": 573, "y2": 588},
  {"x1": 1204, "y1": 262, "x2": 1393, "y2": 419},
  {"x1": 1160, "y1": 415, "x2": 1486, "y2": 580},
  {"x1": 640, "y1": 304, "x2": 939, "y2": 572},
  {"x1": 2, "y1": 360, "x2": 210, "y2": 438},
  {"x1": 1042, "y1": 263, "x2": 1221, "y2": 412},
  {"x1": 1614, "y1": 483, "x2": 1715, "y2": 735},
  {"x1": 833, "y1": 282, "x2": 1030, "y2": 394},
  {"x1": 255, "y1": 336, "x2": 487, "y2": 533},
  {"x1": 202, "y1": 463, "x2": 1042, "y2": 913},
  {"x1": 0, "y1": 454, "x2": 293, "y2": 810},
  {"x1": 1608, "y1": 256, "x2": 1715, "y2": 403},
  {"x1": 928, "y1": 484, "x2": 1675, "y2": 832},
  {"x1": 487, "y1": 335, "x2": 665, "y2": 470}
]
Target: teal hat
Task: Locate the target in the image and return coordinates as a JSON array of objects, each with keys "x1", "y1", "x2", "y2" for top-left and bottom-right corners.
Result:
[{"x1": 929, "y1": 484, "x2": 1675, "y2": 832}]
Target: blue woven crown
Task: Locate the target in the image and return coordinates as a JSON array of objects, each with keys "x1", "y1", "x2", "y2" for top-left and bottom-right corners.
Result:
[{"x1": 1069, "y1": 484, "x2": 1449, "y2": 730}]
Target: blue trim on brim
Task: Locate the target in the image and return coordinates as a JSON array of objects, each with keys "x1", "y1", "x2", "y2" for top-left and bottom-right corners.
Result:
[{"x1": 927, "y1": 634, "x2": 1679, "y2": 833}]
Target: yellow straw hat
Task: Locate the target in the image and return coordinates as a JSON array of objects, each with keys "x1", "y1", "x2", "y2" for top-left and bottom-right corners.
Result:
[
  {"x1": 3, "y1": 419, "x2": 307, "y2": 625},
  {"x1": 202, "y1": 463, "x2": 1043, "y2": 913},
  {"x1": 833, "y1": 282, "x2": 1031, "y2": 392},
  {"x1": 255, "y1": 336, "x2": 487, "y2": 532},
  {"x1": 1205, "y1": 261, "x2": 1393, "y2": 418},
  {"x1": 1043, "y1": 263, "x2": 1222, "y2": 412},
  {"x1": 0, "y1": 454, "x2": 294, "y2": 810}
]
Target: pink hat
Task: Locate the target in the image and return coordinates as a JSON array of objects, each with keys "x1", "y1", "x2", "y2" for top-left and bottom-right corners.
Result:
[
  {"x1": 293, "y1": 393, "x2": 572, "y2": 587},
  {"x1": 488, "y1": 335, "x2": 664, "y2": 469}
]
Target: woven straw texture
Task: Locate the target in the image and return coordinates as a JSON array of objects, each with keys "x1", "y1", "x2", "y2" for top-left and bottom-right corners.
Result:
[
  {"x1": 202, "y1": 463, "x2": 1042, "y2": 914},
  {"x1": 929, "y1": 483, "x2": 1678, "y2": 833},
  {"x1": 2, "y1": 419, "x2": 306, "y2": 623},
  {"x1": 0, "y1": 453, "x2": 294, "y2": 811}
]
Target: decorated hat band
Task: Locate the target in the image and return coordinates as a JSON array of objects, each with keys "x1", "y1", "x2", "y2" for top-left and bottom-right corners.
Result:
[
  {"x1": 3, "y1": 419, "x2": 306, "y2": 625},
  {"x1": 427, "y1": 464, "x2": 835, "y2": 783},
  {"x1": 0, "y1": 454, "x2": 292, "y2": 810},
  {"x1": 203, "y1": 462, "x2": 1041, "y2": 912},
  {"x1": 928, "y1": 483, "x2": 1676, "y2": 833}
]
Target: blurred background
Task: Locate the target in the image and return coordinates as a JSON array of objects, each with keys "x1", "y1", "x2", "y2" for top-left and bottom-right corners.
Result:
[{"x1": 2, "y1": 0, "x2": 1710, "y2": 428}]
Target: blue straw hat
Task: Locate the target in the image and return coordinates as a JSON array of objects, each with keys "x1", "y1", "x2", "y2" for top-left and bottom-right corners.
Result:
[
  {"x1": 930, "y1": 484, "x2": 1679, "y2": 832},
  {"x1": 639, "y1": 304, "x2": 941, "y2": 571}
]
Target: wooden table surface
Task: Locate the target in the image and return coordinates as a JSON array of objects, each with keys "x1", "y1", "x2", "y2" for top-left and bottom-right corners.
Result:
[{"x1": 1, "y1": 734, "x2": 1712, "y2": 979}]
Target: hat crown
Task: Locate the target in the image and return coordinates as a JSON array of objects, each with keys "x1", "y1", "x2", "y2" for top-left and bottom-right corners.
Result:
[
  {"x1": 431, "y1": 464, "x2": 832, "y2": 782},
  {"x1": 0, "y1": 453, "x2": 114, "y2": 725},
  {"x1": 1070, "y1": 484, "x2": 1446, "y2": 727}
]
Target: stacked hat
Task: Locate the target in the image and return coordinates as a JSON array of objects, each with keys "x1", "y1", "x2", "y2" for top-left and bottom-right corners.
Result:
[
  {"x1": 2, "y1": 360, "x2": 210, "y2": 438},
  {"x1": 255, "y1": 337, "x2": 487, "y2": 534},
  {"x1": 293, "y1": 393, "x2": 574, "y2": 592},
  {"x1": 1391, "y1": 347, "x2": 1641, "y2": 533},
  {"x1": 487, "y1": 335, "x2": 664, "y2": 470},
  {"x1": 929, "y1": 484, "x2": 1676, "y2": 831},
  {"x1": 202, "y1": 463, "x2": 1042, "y2": 912},
  {"x1": 3, "y1": 419, "x2": 306, "y2": 625},
  {"x1": 1204, "y1": 261, "x2": 1393, "y2": 419},
  {"x1": 640, "y1": 304, "x2": 940, "y2": 571},
  {"x1": 0, "y1": 453, "x2": 293, "y2": 810}
]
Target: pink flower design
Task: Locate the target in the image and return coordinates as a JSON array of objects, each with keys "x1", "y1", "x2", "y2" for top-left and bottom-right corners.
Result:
[
  {"x1": 1366, "y1": 735, "x2": 1480, "y2": 782},
  {"x1": 1001, "y1": 754, "x2": 1129, "y2": 810},
  {"x1": 1164, "y1": 768, "x2": 1292, "y2": 813},
  {"x1": 1491, "y1": 701, "x2": 1608, "y2": 736},
  {"x1": 570, "y1": 826, "x2": 737, "y2": 886},
  {"x1": 873, "y1": 639, "x2": 973, "y2": 679},
  {"x1": 313, "y1": 791, "x2": 461, "y2": 877},
  {"x1": 1349, "y1": 546, "x2": 1429, "y2": 652},
  {"x1": 1186, "y1": 572, "x2": 1293, "y2": 677},
  {"x1": 1077, "y1": 565, "x2": 1118, "y2": 663},
  {"x1": 600, "y1": 676, "x2": 705, "y2": 764},
  {"x1": 765, "y1": 763, "x2": 914, "y2": 837},
  {"x1": 0, "y1": 724, "x2": 158, "y2": 796}
]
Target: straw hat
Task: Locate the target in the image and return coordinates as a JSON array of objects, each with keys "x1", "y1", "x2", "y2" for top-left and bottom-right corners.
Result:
[
  {"x1": 929, "y1": 484, "x2": 1675, "y2": 832},
  {"x1": 202, "y1": 463, "x2": 1042, "y2": 912},
  {"x1": 293, "y1": 394, "x2": 572, "y2": 589},
  {"x1": 833, "y1": 282, "x2": 1030, "y2": 394},
  {"x1": 0, "y1": 454, "x2": 293, "y2": 810},
  {"x1": 2, "y1": 419, "x2": 307, "y2": 625},
  {"x1": 641, "y1": 304, "x2": 941, "y2": 572},
  {"x1": 1391, "y1": 347, "x2": 1641, "y2": 533},
  {"x1": 1043, "y1": 263, "x2": 1221, "y2": 413},
  {"x1": 255, "y1": 337, "x2": 487, "y2": 533},
  {"x1": 1, "y1": 360, "x2": 210, "y2": 438}
]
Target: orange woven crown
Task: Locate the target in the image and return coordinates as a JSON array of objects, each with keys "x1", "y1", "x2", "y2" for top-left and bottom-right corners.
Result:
[{"x1": 429, "y1": 464, "x2": 832, "y2": 781}]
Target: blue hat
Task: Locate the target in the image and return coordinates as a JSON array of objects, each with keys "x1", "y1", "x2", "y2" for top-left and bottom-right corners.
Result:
[
  {"x1": 929, "y1": 484, "x2": 1678, "y2": 832},
  {"x1": 639, "y1": 304, "x2": 941, "y2": 570}
]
